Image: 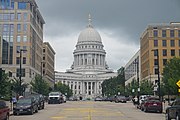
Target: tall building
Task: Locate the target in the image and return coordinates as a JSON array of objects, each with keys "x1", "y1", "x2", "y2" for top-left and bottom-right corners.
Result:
[
  {"x1": 140, "y1": 22, "x2": 180, "y2": 84},
  {"x1": 55, "y1": 15, "x2": 117, "y2": 99},
  {"x1": 0, "y1": 0, "x2": 46, "y2": 89},
  {"x1": 124, "y1": 50, "x2": 141, "y2": 86},
  {"x1": 42, "y1": 42, "x2": 56, "y2": 87}
]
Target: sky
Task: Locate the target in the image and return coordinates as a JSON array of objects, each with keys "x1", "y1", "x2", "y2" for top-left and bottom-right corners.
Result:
[{"x1": 36, "y1": 0, "x2": 180, "y2": 72}]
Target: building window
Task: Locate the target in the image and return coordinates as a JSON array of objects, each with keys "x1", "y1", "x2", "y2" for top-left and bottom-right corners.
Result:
[
  {"x1": 18, "y1": 2, "x2": 27, "y2": 9},
  {"x1": 17, "y1": 13, "x2": 21, "y2": 21},
  {"x1": 162, "y1": 30, "x2": 166, "y2": 37},
  {"x1": 154, "y1": 59, "x2": 158, "y2": 66},
  {"x1": 154, "y1": 68, "x2": 158, "y2": 74},
  {"x1": 179, "y1": 40, "x2": 180, "y2": 47},
  {"x1": 23, "y1": 57, "x2": 26, "y2": 64},
  {"x1": 153, "y1": 30, "x2": 158, "y2": 37},
  {"x1": 162, "y1": 40, "x2": 166, "y2": 47},
  {"x1": 170, "y1": 40, "x2": 175, "y2": 47},
  {"x1": 179, "y1": 50, "x2": 180, "y2": 56},
  {"x1": 23, "y1": 46, "x2": 27, "y2": 51},
  {"x1": 10, "y1": 13, "x2": 15, "y2": 21},
  {"x1": 170, "y1": 30, "x2": 174, "y2": 38},
  {"x1": 23, "y1": 36, "x2": 27, "y2": 42},
  {"x1": 163, "y1": 59, "x2": 167, "y2": 66},
  {"x1": 16, "y1": 68, "x2": 25, "y2": 77},
  {"x1": 16, "y1": 57, "x2": 20, "y2": 64},
  {"x1": 23, "y1": 13, "x2": 28, "y2": 21},
  {"x1": 16, "y1": 35, "x2": 21, "y2": 42},
  {"x1": 11, "y1": 1, "x2": 14, "y2": 9},
  {"x1": 154, "y1": 40, "x2": 158, "y2": 47},
  {"x1": 16, "y1": 46, "x2": 20, "y2": 54},
  {"x1": 154, "y1": 50, "x2": 158, "y2": 56},
  {"x1": 17, "y1": 24, "x2": 21, "y2": 32},
  {"x1": 43, "y1": 56, "x2": 45, "y2": 60},
  {"x1": 178, "y1": 30, "x2": 180, "y2": 37},
  {"x1": 171, "y1": 49, "x2": 175, "y2": 56},
  {"x1": 162, "y1": 49, "x2": 167, "y2": 56},
  {"x1": 23, "y1": 24, "x2": 27, "y2": 32},
  {"x1": 43, "y1": 49, "x2": 45, "y2": 52}
]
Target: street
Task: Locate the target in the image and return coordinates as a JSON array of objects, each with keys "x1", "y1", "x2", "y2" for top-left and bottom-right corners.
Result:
[{"x1": 10, "y1": 101, "x2": 165, "y2": 120}]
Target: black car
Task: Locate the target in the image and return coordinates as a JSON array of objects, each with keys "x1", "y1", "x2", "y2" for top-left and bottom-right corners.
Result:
[
  {"x1": 166, "y1": 98, "x2": 180, "y2": 120},
  {"x1": 13, "y1": 97, "x2": 38, "y2": 115},
  {"x1": 28, "y1": 94, "x2": 45, "y2": 110},
  {"x1": 114, "y1": 96, "x2": 127, "y2": 103}
]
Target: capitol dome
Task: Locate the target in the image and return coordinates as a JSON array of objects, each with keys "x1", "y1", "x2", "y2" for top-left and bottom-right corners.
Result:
[
  {"x1": 78, "y1": 27, "x2": 102, "y2": 42},
  {"x1": 78, "y1": 14, "x2": 102, "y2": 43}
]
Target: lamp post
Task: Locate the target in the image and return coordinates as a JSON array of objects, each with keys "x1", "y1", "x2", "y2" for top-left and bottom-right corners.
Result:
[
  {"x1": 152, "y1": 49, "x2": 161, "y2": 101},
  {"x1": 18, "y1": 49, "x2": 27, "y2": 96},
  {"x1": 134, "y1": 59, "x2": 140, "y2": 104}
]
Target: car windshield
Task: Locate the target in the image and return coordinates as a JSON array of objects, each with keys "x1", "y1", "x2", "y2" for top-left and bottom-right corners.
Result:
[
  {"x1": 49, "y1": 93, "x2": 60, "y2": 96},
  {"x1": 17, "y1": 98, "x2": 31, "y2": 105}
]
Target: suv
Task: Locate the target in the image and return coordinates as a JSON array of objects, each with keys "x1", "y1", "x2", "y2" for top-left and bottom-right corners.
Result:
[
  {"x1": 166, "y1": 98, "x2": 180, "y2": 120},
  {"x1": 0, "y1": 100, "x2": 10, "y2": 120}
]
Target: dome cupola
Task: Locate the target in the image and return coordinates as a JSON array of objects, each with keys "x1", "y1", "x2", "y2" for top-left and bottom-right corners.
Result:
[{"x1": 78, "y1": 14, "x2": 102, "y2": 43}]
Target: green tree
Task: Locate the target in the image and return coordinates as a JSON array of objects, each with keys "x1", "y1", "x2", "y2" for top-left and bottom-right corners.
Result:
[
  {"x1": 30, "y1": 75, "x2": 50, "y2": 96},
  {"x1": 54, "y1": 82, "x2": 73, "y2": 98},
  {"x1": 162, "y1": 57, "x2": 180, "y2": 95},
  {"x1": 140, "y1": 80, "x2": 153, "y2": 95},
  {"x1": 102, "y1": 67, "x2": 126, "y2": 96},
  {"x1": 0, "y1": 72, "x2": 11, "y2": 99},
  {"x1": 11, "y1": 77, "x2": 28, "y2": 96}
]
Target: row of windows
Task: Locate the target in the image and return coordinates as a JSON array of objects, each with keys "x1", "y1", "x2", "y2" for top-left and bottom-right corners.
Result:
[
  {"x1": 77, "y1": 45, "x2": 103, "y2": 49},
  {"x1": 0, "y1": 24, "x2": 28, "y2": 33},
  {"x1": 153, "y1": 29, "x2": 180, "y2": 38},
  {"x1": 153, "y1": 49, "x2": 180, "y2": 57},
  {"x1": 0, "y1": 13, "x2": 28, "y2": 21},
  {"x1": 154, "y1": 39, "x2": 180, "y2": 47},
  {"x1": 0, "y1": 1, "x2": 27, "y2": 10}
]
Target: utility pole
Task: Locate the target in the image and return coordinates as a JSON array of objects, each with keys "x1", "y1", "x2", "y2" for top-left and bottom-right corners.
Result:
[{"x1": 18, "y1": 49, "x2": 27, "y2": 96}]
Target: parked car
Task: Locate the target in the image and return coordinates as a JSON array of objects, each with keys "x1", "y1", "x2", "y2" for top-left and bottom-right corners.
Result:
[
  {"x1": 114, "y1": 96, "x2": 127, "y2": 103},
  {"x1": 0, "y1": 100, "x2": 10, "y2": 120},
  {"x1": 28, "y1": 94, "x2": 45, "y2": 110},
  {"x1": 13, "y1": 97, "x2": 38, "y2": 115},
  {"x1": 141, "y1": 97, "x2": 162, "y2": 113},
  {"x1": 166, "y1": 98, "x2": 180, "y2": 120},
  {"x1": 94, "y1": 97, "x2": 103, "y2": 101}
]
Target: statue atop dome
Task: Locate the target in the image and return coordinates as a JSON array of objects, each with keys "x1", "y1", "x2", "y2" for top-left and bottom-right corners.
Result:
[{"x1": 87, "y1": 14, "x2": 93, "y2": 28}]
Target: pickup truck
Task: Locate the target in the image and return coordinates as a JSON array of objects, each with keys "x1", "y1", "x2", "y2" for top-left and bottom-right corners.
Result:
[
  {"x1": 0, "y1": 100, "x2": 10, "y2": 120},
  {"x1": 166, "y1": 98, "x2": 180, "y2": 120}
]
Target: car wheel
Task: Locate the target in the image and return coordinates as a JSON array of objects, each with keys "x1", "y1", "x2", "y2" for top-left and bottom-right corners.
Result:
[
  {"x1": 165, "y1": 113, "x2": 171, "y2": 120},
  {"x1": 30, "y1": 109, "x2": 34, "y2": 115},
  {"x1": 176, "y1": 114, "x2": 179, "y2": 120}
]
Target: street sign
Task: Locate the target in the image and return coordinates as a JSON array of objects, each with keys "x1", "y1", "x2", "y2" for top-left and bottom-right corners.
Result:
[
  {"x1": 178, "y1": 89, "x2": 180, "y2": 93},
  {"x1": 176, "y1": 80, "x2": 180, "y2": 87}
]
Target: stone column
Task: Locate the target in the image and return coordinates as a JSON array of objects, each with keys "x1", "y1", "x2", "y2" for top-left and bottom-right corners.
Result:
[
  {"x1": 86, "y1": 82, "x2": 88, "y2": 95},
  {"x1": 91, "y1": 82, "x2": 93, "y2": 95}
]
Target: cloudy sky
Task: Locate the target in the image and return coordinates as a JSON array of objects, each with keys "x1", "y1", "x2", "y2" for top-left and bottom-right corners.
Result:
[{"x1": 36, "y1": 0, "x2": 180, "y2": 72}]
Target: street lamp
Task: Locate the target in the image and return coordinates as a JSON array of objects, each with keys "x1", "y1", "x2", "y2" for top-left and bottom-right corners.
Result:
[
  {"x1": 133, "y1": 59, "x2": 140, "y2": 104},
  {"x1": 152, "y1": 49, "x2": 161, "y2": 101},
  {"x1": 18, "y1": 49, "x2": 27, "y2": 96}
]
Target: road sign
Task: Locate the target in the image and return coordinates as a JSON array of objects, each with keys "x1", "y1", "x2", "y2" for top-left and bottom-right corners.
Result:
[
  {"x1": 178, "y1": 89, "x2": 180, "y2": 93},
  {"x1": 176, "y1": 80, "x2": 180, "y2": 87}
]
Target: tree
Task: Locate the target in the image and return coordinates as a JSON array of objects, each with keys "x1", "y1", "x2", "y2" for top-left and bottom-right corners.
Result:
[
  {"x1": 54, "y1": 82, "x2": 73, "y2": 98},
  {"x1": 11, "y1": 77, "x2": 28, "y2": 96},
  {"x1": 30, "y1": 75, "x2": 50, "y2": 96},
  {"x1": 162, "y1": 57, "x2": 180, "y2": 95},
  {"x1": 102, "y1": 67, "x2": 126, "y2": 96},
  {"x1": 0, "y1": 72, "x2": 11, "y2": 99},
  {"x1": 140, "y1": 80, "x2": 153, "y2": 95}
]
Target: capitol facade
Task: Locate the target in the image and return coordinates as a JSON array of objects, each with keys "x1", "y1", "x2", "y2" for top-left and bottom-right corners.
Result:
[{"x1": 55, "y1": 15, "x2": 117, "y2": 99}]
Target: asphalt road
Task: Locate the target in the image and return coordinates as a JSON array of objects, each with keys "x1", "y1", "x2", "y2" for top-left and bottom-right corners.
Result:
[{"x1": 10, "y1": 101, "x2": 165, "y2": 120}]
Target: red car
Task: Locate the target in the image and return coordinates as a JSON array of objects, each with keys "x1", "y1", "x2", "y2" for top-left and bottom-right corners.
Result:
[
  {"x1": 141, "y1": 97, "x2": 162, "y2": 113},
  {"x1": 0, "y1": 100, "x2": 10, "y2": 120}
]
